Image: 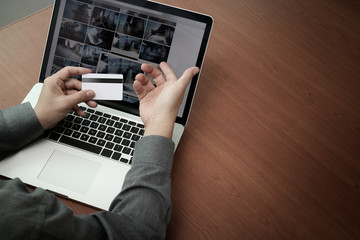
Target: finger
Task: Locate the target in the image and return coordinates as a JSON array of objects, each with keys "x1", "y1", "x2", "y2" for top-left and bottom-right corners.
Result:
[
  {"x1": 141, "y1": 63, "x2": 156, "y2": 75},
  {"x1": 65, "y1": 90, "x2": 95, "y2": 108},
  {"x1": 135, "y1": 73, "x2": 155, "y2": 91},
  {"x1": 54, "y1": 66, "x2": 92, "y2": 81},
  {"x1": 85, "y1": 100, "x2": 98, "y2": 108},
  {"x1": 68, "y1": 97, "x2": 98, "y2": 113},
  {"x1": 66, "y1": 89, "x2": 78, "y2": 95},
  {"x1": 73, "y1": 105, "x2": 86, "y2": 117},
  {"x1": 133, "y1": 79, "x2": 148, "y2": 100},
  {"x1": 141, "y1": 63, "x2": 166, "y2": 86},
  {"x1": 64, "y1": 78, "x2": 82, "y2": 91},
  {"x1": 43, "y1": 74, "x2": 66, "y2": 92},
  {"x1": 66, "y1": 90, "x2": 97, "y2": 108},
  {"x1": 177, "y1": 67, "x2": 199, "y2": 89},
  {"x1": 159, "y1": 62, "x2": 177, "y2": 82}
]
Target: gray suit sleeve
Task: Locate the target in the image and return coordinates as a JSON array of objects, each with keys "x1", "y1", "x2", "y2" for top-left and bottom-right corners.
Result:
[
  {"x1": 0, "y1": 102, "x2": 44, "y2": 160},
  {"x1": 0, "y1": 135, "x2": 175, "y2": 240},
  {"x1": 107, "y1": 135, "x2": 175, "y2": 238},
  {"x1": 81, "y1": 135, "x2": 176, "y2": 239}
]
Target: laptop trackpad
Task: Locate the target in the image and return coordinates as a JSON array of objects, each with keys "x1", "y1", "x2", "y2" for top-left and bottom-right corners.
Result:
[{"x1": 38, "y1": 150, "x2": 101, "y2": 194}]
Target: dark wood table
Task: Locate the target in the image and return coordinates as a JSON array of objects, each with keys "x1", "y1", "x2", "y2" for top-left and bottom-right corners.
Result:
[{"x1": 1, "y1": 1, "x2": 359, "y2": 239}]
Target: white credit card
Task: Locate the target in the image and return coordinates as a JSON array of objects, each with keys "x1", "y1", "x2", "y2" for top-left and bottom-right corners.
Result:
[{"x1": 82, "y1": 73, "x2": 123, "y2": 101}]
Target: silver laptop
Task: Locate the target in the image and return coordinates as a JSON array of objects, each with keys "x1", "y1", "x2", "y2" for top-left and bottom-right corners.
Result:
[{"x1": 0, "y1": 0, "x2": 213, "y2": 210}]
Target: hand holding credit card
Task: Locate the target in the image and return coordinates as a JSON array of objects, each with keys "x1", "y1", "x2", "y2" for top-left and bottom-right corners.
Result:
[{"x1": 82, "y1": 73, "x2": 123, "y2": 101}]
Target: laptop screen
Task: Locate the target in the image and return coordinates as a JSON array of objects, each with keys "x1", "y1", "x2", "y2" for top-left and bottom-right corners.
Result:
[{"x1": 39, "y1": 0, "x2": 213, "y2": 125}]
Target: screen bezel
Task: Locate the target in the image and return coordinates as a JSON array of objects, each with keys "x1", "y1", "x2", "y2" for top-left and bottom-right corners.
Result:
[{"x1": 39, "y1": 0, "x2": 213, "y2": 126}]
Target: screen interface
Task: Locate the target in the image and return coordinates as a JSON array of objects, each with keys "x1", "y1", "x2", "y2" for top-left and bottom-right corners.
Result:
[{"x1": 44, "y1": 0, "x2": 209, "y2": 119}]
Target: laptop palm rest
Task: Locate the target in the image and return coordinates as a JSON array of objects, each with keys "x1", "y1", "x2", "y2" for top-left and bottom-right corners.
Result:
[{"x1": 38, "y1": 150, "x2": 101, "y2": 194}]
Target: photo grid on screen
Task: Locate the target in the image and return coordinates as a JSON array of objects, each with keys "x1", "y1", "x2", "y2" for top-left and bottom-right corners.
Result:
[{"x1": 53, "y1": 0, "x2": 177, "y2": 103}]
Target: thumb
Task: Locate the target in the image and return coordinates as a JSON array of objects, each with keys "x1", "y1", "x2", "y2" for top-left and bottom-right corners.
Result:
[
  {"x1": 178, "y1": 67, "x2": 199, "y2": 89},
  {"x1": 65, "y1": 90, "x2": 95, "y2": 107}
]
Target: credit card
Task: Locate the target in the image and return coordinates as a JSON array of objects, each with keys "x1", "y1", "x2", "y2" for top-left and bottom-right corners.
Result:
[{"x1": 82, "y1": 73, "x2": 123, "y2": 101}]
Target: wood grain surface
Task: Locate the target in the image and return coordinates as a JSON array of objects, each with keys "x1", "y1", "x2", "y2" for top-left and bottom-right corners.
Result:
[{"x1": 1, "y1": 0, "x2": 359, "y2": 239}]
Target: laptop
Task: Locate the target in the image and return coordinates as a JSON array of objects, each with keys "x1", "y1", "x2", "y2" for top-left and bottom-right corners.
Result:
[{"x1": 0, "y1": 0, "x2": 213, "y2": 210}]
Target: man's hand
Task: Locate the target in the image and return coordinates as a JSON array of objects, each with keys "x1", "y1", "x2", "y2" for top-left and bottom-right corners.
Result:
[
  {"x1": 133, "y1": 62, "x2": 199, "y2": 139},
  {"x1": 34, "y1": 67, "x2": 97, "y2": 130}
]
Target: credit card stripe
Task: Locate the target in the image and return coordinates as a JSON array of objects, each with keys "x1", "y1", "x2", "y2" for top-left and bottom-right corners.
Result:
[{"x1": 82, "y1": 78, "x2": 123, "y2": 83}]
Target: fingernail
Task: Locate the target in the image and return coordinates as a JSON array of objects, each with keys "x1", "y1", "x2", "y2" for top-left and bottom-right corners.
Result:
[
  {"x1": 192, "y1": 67, "x2": 199, "y2": 75},
  {"x1": 86, "y1": 90, "x2": 95, "y2": 98}
]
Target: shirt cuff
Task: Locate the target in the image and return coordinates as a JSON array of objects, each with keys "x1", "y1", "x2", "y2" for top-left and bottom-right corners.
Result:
[
  {"x1": 133, "y1": 135, "x2": 175, "y2": 171},
  {"x1": 1, "y1": 102, "x2": 44, "y2": 149}
]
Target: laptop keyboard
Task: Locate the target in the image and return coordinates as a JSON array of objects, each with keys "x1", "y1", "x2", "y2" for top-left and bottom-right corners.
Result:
[{"x1": 46, "y1": 106, "x2": 145, "y2": 164}]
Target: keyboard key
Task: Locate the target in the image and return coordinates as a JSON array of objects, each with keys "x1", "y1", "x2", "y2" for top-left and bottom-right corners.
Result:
[
  {"x1": 122, "y1": 147, "x2": 131, "y2": 154},
  {"x1": 98, "y1": 117, "x2": 106, "y2": 123},
  {"x1": 130, "y1": 127, "x2": 139, "y2": 134},
  {"x1": 111, "y1": 116, "x2": 120, "y2": 121},
  {"x1": 101, "y1": 149, "x2": 113, "y2": 158},
  {"x1": 98, "y1": 124, "x2": 107, "y2": 131},
  {"x1": 137, "y1": 123, "x2": 145, "y2": 128},
  {"x1": 87, "y1": 108, "x2": 95, "y2": 113},
  {"x1": 105, "y1": 142, "x2": 114, "y2": 149},
  {"x1": 121, "y1": 139, "x2": 131, "y2": 146},
  {"x1": 74, "y1": 117, "x2": 83, "y2": 124},
  {"x1": 123, "y1": 132, "x2": 132, "y2": 139},
  {"x1": 59, "y1": 136, "x2": 101, "y2": 154},
  {"x1": 106, "y1": 127, "x2": 115, "y2": 134},
  {"x1": 128, "y1": 121, "x2": 136, "y2": 126},
  {"x1": 131, "y1": 135, "x2": 140, "y2": 141},
  {"x1": 112, "y1": 152, "x2": 121, "y2": 160},
  {"x1": 49, "y1": 132, "x2": 61, "y2": 141},
  {"x1": 120, "y1": 158, "x2": 128, "y2": 163},
  {"x1": 95, "y1": 111, "x2": 103, "y2": 116},
  {"x1": 55, "y1": 127, "x2": 65, "y2": 134},
  {"x1": 89, "y1": 137, "x2": 98, "y2": 144},
  {"x1": 64, "y1": 121, "x2": 72, "y2": 128},
  {"x1": 82, "y1": 120, "x2": 91, "y2": 126},
  {"x1": 105, "y1": 134, "x2": 114, "y2": 141},
  {"x1": 64, "y1": 129, "x2": 73, "y2": 136},
  {"x1": 103, "y1": 113, "x2": 111, "y2": 118},
  {"x1": 120, "y1": 118, "x2": 128, "y2": 123},
  {"x1": 80, "y1": 126, "x2": 89, "y2": 133},
  {"x1": 97, "y1": 131, "x2": 106, "y2": 138},
  {"x1": 88, "y1": 129, "x2": 97, "y2": 136},
  {"x1": 90, "y1": 122, "x2": 99, "y2": 129},
  {"x1": 72, "y1": 124, "x2": 81, "y2": 131},
  {"x1": 66, "y1": 115, "x2": 75, "y2": 121},
  {"x1": 114, "y1": 122, "x2": 123, "y2": 128},
  {"x1": 97, "y1": 139, "x2": 106, "y2": 147},
  {"x1": 122, "y1": 124, "x2": 131, "y2": 131},
  {"x1": 114, "y1": 137, "x2": 121, "y2": 143},
  {"x1": 90, "y1": 114, "x2": 99, "y2": 121},
  {"x1": 72, "y1": 132, "x2": 81, "y2": 138},
  {"x1": 114, "y1": 144, "x2": 123, "y2": 152},
  {"x1": 115, "y1": 129, "x2": 123, "y2": 136},
  {"x1": 106, "y1": 119, "x2": 115, "y2": 126},
  {"x1": 80, "y1": 134, "x2": 89, "y2": 141}
]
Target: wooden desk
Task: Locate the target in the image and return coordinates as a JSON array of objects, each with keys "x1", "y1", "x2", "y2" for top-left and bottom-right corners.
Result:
[{"x1": 1, "y1": 0, "x2": 360, "y2": 239}]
